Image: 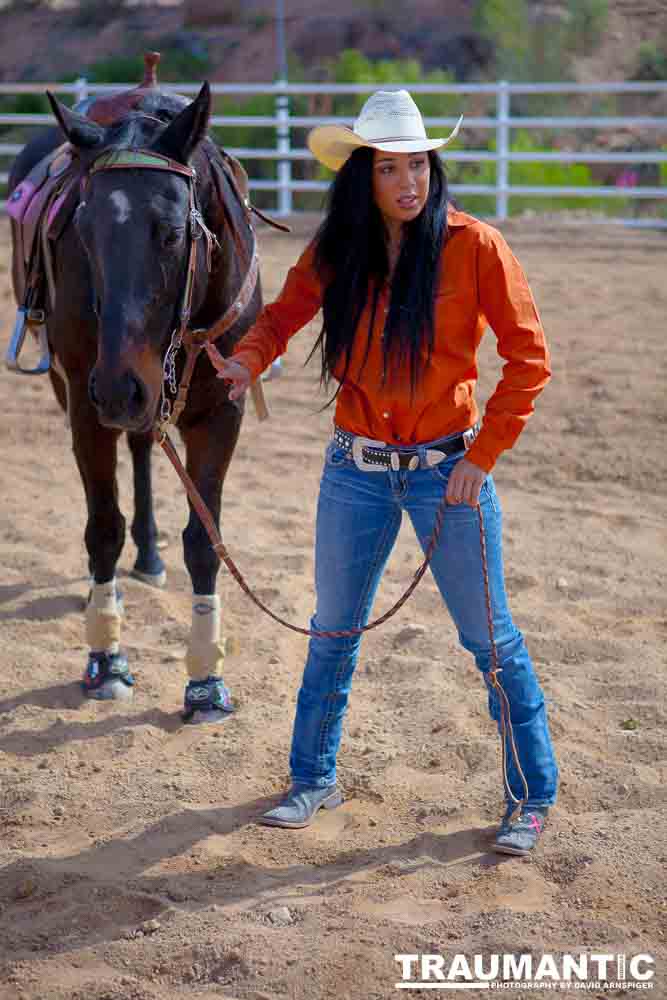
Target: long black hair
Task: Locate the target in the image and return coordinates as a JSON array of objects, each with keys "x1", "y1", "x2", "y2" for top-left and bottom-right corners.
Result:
[{"x1": 308, "y1": 146, "x2": 449, "y2": 403}]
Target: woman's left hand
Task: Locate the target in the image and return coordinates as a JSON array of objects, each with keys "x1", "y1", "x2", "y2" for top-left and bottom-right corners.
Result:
[{"x1": 446, "y1": 457, "x2": 486, "y2": 506}]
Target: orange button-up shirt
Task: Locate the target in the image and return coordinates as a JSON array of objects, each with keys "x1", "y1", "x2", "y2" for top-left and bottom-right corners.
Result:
[{"x1": 232, "y1": 208, "x2": 551, "y2": 473}]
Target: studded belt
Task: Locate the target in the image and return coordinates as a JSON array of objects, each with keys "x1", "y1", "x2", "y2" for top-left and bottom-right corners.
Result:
[{"x1": 332, "y1": 423, "x2": 480, "y2": 473}]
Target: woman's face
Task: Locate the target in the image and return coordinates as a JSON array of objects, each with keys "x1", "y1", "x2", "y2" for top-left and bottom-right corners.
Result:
[{"x1": 372, "y1": 149, "x2": 430, "y2": 230}]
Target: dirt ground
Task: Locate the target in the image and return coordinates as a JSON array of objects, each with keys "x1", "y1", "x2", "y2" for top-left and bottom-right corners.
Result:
[{"x1": 0, "y1": 213, "x2": 665, "y2": 1000}]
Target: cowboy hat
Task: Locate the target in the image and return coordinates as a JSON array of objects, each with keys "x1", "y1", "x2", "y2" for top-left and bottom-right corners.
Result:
[{"x1": 307, "y1": 89, "x2": 463, "y2": 171}]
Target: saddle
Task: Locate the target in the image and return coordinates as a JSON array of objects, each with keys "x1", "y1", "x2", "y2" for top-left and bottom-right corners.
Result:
[{"x1": 7, "y1": 52, "x2": 169, "y2": 372}]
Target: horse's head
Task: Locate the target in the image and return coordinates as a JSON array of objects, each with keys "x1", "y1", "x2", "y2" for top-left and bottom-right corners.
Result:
[{"x1": 47, "y1": 85, "x2": 214, "y2": 433}]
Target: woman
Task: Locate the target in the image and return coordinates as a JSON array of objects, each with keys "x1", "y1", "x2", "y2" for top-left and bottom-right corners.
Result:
[{"x1": 217, "y1": 90, "x2": 559, "y2": 856}]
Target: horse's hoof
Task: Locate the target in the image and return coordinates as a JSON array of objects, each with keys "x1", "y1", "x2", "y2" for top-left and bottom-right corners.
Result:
[
  {"x1": 131, "y1": 567, "x2": 167, "y2": 589},
  {"x1": 82, "y1": 651, "x2": 135, "y2": 701},
  {"x1": 182, "y1": 706, "x2": 232, "y2": 725},
  {"x1": 182, "y1": 676, "x2": 234, "y2": 724}
]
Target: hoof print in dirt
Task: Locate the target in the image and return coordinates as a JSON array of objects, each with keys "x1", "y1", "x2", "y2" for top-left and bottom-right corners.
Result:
[{"x1": 82, "y1": 651, "x2": 135, "y2": 701}]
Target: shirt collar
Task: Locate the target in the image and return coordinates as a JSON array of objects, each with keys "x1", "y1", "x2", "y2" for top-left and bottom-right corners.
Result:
[{"x1": 447, "y1": 206, "x2": 476, "y2": 229}]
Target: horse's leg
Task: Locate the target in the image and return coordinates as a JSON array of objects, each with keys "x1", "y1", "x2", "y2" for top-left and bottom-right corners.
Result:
[
  {"x1": 180, "y1": 401, "x2": 242, "y2": 724},
  {"x1": 127, "y1": 430, "x2": 167, "y2": 588},
  {"x1": 70, "y1": 389, "x2": 133, "y2": 701}
]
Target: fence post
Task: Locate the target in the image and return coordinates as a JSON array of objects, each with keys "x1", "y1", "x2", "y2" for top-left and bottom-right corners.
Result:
[
  {"x1": 496, "y1": 79, "x2": 510, "y2": 221},
  {"x1": 74, "y1": 76, "x2": 89, "y2": 107},
  {"x1": 275, "y1": 79, "x2": 292, "y2": 216}
]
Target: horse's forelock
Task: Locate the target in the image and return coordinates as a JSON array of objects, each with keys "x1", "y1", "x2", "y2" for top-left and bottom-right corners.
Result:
[
  {"x1": 102, "y1": 91, "x2": 192, "y2": 151},
  {"x1": 106, "y1": 112, "x2": 177, "y2": 151}
]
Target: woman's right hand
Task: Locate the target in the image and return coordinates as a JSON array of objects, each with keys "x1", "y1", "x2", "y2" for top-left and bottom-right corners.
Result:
[{"x1": 216, "y1": 359, "x2": 252, "y2": 401}]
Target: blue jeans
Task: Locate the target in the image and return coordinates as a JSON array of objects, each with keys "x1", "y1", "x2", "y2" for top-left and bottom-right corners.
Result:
[{"x1": 289, "y1": 432, "x2": 559, "y2": 813}]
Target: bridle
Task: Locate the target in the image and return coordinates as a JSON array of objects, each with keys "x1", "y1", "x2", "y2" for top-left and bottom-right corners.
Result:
[{"x1": 83, "y1": 144, "x2": 260, "y2": 439}]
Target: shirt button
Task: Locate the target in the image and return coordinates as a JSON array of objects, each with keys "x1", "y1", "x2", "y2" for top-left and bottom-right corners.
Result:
[{"x1": 383, "y1": 411, "x2": 390, "y2": 418}]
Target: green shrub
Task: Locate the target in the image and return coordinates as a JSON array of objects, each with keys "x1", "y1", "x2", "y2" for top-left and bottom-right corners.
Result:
[
  {"x1": 566, "y1": 0, "x2": 608, "y2": 56},
  {"x1": 472, "y1": 0, "x2": 529, "y2": 77},
  {"x1": 449, "y1": 130, "x2": 632, "y2": 218},
  {"x1": 83, "y1": 55, "x2": 146, "y2": 84},
  {"x1": 83, "y1": 47, "x2": 211, "y2": 85},
  {"x1": 472, "y1": 0, "x2": 607, "y2": 112},
  {"x1": 472, "y1": 0, "x2": 570, "y2": 85},
  {"x1": 632, "y1": 41, "x2": 667, "y2": 82},
  {"x1": 8, "y1": 93, "x2": 49, "y2": 116},
  {"x1": 329, "y1": 49, "x2": 459, "y2": 118}
]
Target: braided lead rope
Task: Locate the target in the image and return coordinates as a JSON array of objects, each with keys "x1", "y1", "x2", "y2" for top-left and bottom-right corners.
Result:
[
  {"x1": 477, "y1": 511, "x2": 530, "y2": 822},
  {"x1": 157, "y1": 431, "x2": 449, "y2": 637},
  {"x1": 158, "y1": 430, "x2": 448, "y2": 637}
]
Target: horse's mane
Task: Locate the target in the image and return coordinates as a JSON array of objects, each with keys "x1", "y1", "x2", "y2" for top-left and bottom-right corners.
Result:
[{"x1": 102, "y1": 90, "x2": 191, "y2": 149}]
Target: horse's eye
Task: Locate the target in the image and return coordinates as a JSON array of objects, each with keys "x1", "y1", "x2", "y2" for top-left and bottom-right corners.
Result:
[{"x1": 161, "y1": 227, "x2": 184, "y2": 249}]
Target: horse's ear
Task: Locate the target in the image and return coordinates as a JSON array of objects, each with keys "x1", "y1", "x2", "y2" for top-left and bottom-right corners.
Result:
[
  {"x1": 153, "y1": 82, "x2": 211, "y2": 164},
  {"x1": 46, "y1": 92, "x2": 105, "y2": 150}
]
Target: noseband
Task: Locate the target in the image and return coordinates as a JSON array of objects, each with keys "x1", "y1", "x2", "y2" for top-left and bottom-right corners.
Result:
[{"x1": 83, "y1": 145, "x2": 260, "y2": 435}]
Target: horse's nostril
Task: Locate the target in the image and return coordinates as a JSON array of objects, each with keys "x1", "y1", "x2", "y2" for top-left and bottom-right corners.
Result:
[
  {"x1": 89, "y1": 370, "x2": 99, "y2": 406},
  {"x1": 127, "y1": 373, "x2": 145, "y2": 413}
]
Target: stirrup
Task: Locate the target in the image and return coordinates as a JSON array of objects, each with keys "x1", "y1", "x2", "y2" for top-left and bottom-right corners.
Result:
[{"x1": 5, "y1": 307, "x2": 51, "y2": 375}]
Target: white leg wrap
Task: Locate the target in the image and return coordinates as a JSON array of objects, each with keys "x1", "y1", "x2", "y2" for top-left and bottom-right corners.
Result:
[
  {"x1": 86, "y1": 579, "x2": 121, "y2": 654},
  {"x1": 186, "y1": 594, "x2": 225, "y2": 681}
]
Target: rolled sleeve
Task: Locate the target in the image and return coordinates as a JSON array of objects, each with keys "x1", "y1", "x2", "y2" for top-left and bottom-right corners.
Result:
[
  {"x1": 232, "y1": 241, "x2": 323, "y2": 381},
  {"x1": 465, "y1": 228, "x2": 551, "y2": 473}
]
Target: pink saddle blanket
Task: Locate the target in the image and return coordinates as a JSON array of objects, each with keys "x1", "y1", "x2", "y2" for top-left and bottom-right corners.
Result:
[{"x1": 7, "y1": 144, "x2": 76, "y2": 265}]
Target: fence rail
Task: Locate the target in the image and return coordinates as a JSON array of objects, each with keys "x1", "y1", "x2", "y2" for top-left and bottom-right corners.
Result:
[{"x1": 1, "y1": 79, "x2": 666, "y2": 224}]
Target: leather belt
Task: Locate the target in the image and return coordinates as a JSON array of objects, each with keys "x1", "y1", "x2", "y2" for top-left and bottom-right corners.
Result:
[{"x1": 333, "y1": 423, "x2": 480, "y2": 473}]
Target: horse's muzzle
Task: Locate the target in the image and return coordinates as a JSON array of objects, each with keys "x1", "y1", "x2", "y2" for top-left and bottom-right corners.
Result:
[{"x1": 89, "y1": 367, "x2": 152, "y2": 431}]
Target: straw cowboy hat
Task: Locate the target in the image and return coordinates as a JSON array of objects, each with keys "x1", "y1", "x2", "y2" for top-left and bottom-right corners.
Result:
[{"x1": 307, "y1": 89, "x2": 463, "y2": 171}]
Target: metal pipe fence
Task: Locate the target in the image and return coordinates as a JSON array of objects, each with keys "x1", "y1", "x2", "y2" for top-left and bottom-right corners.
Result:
[{"x1": 1, "y1": 79, "x2": 666, "y2": 225}]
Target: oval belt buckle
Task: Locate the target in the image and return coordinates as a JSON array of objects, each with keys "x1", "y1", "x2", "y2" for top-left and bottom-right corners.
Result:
[{"x1": 351, "y1": 435, "x2": 387, "y2": 472}]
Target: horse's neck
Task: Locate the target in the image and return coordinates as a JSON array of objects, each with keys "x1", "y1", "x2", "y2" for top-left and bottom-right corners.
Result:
[
  {"x1": 211, "y1": 155, "x2": 253, "y2": 296},
  {"x1": 192, "y1": 160, "x2": 253, "y2": 330}
]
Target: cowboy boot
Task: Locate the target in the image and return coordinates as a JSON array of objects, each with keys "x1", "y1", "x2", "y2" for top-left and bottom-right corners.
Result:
[{"x1": 258, "y1": 783, "x2": 343, "y2": 829}]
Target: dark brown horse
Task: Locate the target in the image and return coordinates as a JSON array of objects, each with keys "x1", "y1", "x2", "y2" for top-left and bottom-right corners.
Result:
[{"x1": 8, "y1": 78, "x2": 261, "y2": 721}]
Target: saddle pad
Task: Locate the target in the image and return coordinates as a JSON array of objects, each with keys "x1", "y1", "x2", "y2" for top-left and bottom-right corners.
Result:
[
  {"x1": 8, "y1": 145, "x2": 76, "y2": 268},
  {"x1": 7, "y1": 144, "x2": 71, "y2": 224}
]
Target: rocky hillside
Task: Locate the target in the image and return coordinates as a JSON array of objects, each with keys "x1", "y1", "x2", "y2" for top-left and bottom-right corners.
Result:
[{"x1": 0, "y1": 0, "x2": 665, "y2": 86}]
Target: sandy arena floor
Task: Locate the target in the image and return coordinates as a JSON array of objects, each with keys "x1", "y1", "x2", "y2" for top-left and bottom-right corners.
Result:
[{"x1": 0, "y1": 214, "x2": 665, "y2": 1000}]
